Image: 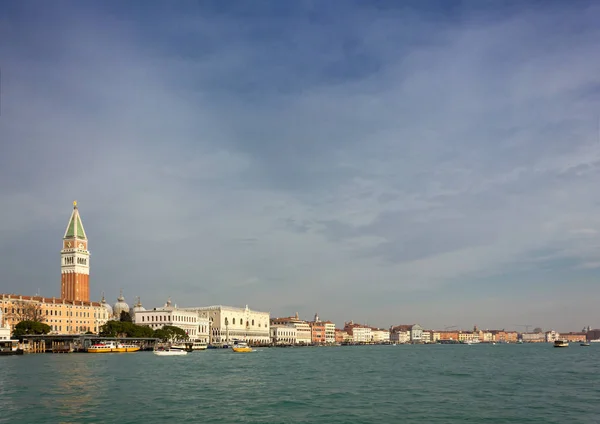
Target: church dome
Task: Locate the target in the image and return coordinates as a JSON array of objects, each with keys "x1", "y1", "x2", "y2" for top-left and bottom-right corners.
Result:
[
  {"x1": 100, "y1": 293, "x2": 113, "y2": 317},
  {"x1": 113, "y1": 290, "x2": 130, "y2": 318},
  {"x1": 132, "y1": 297, "x2": 146, "y2": 313}
]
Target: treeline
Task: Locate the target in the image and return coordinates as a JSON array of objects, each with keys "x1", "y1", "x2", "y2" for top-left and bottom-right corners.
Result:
[
  {"x1": 11, "y1": 319, "x2": 189, "y2": 342},
  {"x1": 100, "y1": 321, "x2": 188, "y2": 342}
]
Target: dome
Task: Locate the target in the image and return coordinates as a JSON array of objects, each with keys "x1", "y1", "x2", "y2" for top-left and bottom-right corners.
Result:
[
  {"x1": 100, "y1": 293, "x2": 113, "y2": 317},
  {"x1": 132, "y1": 296, "x2": 146, "y2": 313},
  {"x1": 113, "y1": 289, "x2": 130, "y2": 318}
]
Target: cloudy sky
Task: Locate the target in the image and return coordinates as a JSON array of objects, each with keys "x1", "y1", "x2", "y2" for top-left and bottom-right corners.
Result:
[{"x1": 1, "y1": 1, "x2": 600, "y2": 331}]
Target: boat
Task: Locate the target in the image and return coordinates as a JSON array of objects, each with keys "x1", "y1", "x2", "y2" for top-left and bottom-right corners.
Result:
[
  {"x1": 153, "y1": 347, "x2": 187, "y2": 356},
  {"x1": 87, "y1": 342, "x2": 140, "y2": 353},
  {"x1": 554, "y1": 340, "x2": 569, "y2": 348},
  {"x1": 0, "y1": 340, "x2": 22, "y2": 356},
  {"x1": 191, "y1": 341, "x2": 208, "y2": 351},
  {"x1": 231, "y1": 340, "x2": 253, "y2": 353},
  {"x1": 580, "y1": 342, "x2": 591, "y2": 347}
]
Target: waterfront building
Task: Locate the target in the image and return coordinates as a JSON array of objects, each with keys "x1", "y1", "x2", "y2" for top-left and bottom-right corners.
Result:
[
  {"x1": 335, "y1": 329, "x2": 349, "y2": 343},
  {"x1": 186, "y1": 305, "x2": 270, "y2": 345},
  {"x1": 323, "y1": 321, "x2": 336, "y2": 344},
  {"x1": 344, "y1": 321, "x2": 372, "y2": 343},
  {"x1": 545, "y1": 330, "x2": 560, "y2": 342},
  {"x1": 561, "y1": 332, "x2": 587, "y2": 342},
  {"x1": 390, "y1": 324, "x2": 423, "y2": 343},
  {"x1": 521, "y1": 332, "x2": 545, "y2": 343},
  {"x1": 480, "y1": 331, "x2": 493, "y2": 342},
  {"x1": 371, "y1": 328, "x2": 390, "y2": 343},
  {"x1": 0, "y1": 202, "x2": 109, "y2": 334},
  {"x1": 271, "y1": 313, "x2": 312, "y2": 345},
  {"x1": 438, "y1": 330, "x2": 459, "y2": 341},
  {"x1": 0, "y1": 309, "x2": 11, "y2": 340},
  {"x1": 134, "y1": 298, "x2": 206, "y2": 340},
  {"x1": 270, "y1": 324, "x2": 297, "y2": 345}
]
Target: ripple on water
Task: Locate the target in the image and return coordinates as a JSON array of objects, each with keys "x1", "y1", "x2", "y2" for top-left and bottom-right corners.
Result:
[{"x1": 1, "y1": 345, "x2": 600, "y2": 423}]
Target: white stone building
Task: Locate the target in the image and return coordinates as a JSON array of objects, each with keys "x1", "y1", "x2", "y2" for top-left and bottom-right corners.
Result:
[
  {"x1": 545, "y1": 330, "x2": 560, "y2": 342},
  {"x1": 343, "y1": 322, "x2": 372, "y2": 343},
  {"x1": 390, "y1": 324, "x2": 423, "y2": 343},
  {"x1": 271, "y1": 314, "x2": 312, "y2": 345},
  {"x1": 184, "y1": 305, "x2": 270, "y2": 345},
  {"x1": 270, "y1": 325, "x2": 297, "y2": 345},
  {"x1": 371, "y1": 328, "x2": 390, "y2": 343},
  {"x1": 324, "y1": 321, "x2": 336, "y2": 344},
  {"x1": 134, "y1": 299, "x2": 207, "y2": 340},
  {"x1": 0, "y1": 309, "x2": 11, "y2": 340}
]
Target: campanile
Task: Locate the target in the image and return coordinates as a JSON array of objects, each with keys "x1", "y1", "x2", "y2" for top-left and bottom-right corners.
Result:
[{"x1": 60, "y1": 201, "x2": 90, "y2": 302}]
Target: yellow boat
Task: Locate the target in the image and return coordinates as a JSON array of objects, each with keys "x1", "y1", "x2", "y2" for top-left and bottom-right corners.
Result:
[
  {"x1": 231, "y1": 341, "x2": 253, "y2": 353},
  {"x1": 87, "y1": 342, "x2": 140, "y2": 353}
]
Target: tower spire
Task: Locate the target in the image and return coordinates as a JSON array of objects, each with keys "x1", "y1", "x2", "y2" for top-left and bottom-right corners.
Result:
[{"x1": 64, "y1": 201, "x2": 87, "y2": 240}]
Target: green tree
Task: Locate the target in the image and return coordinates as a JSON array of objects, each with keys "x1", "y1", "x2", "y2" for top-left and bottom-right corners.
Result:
[
  {"x1": 99, "y1": 321, "x2": 156, "y2": 338},
  {"x1": 8, "y1": 301, "x2": 46, "y2": 323},
  {"x1": 154, "y1": 326, "x2": 188, "y2": 342},
  {"x1": 13, "y1": 320, "x2": 51, "y2": 337},
  {"x1": 120, "y1": 310, "x2": 133, "y2": 322}
]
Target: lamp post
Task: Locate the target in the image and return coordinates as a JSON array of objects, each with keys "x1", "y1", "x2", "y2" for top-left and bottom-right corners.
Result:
[{"x1": 225, "y1": 317, "x2": 229, "y2": 346}]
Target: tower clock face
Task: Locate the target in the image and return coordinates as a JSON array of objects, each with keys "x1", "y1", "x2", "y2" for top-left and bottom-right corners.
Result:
[{"x1": 78, "y1": 243, "x2": 84, "y2": 249}]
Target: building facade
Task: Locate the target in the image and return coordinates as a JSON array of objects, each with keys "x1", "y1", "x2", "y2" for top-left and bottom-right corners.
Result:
[
  {"x1": 0, "y1": 309, "x2": 11, "y2": 340},
  {"x1": 134, "y1": 299, "x2": 207, "y2": 340},
  {"x1": 390, "y1": 324, "x2": 423, "y2": 343},
  {"x1": 344, "y1": 321, "x2": 372, "y2": 343},
  {"x1": 270, "y1": 325, "x2": 297, "y2": 345},
  {"x1": 271, "y1": 314, "x2": 312, "y2": 345},
  {"x1": 186, "y1": 305, "x2": 270, "y2": 345}
]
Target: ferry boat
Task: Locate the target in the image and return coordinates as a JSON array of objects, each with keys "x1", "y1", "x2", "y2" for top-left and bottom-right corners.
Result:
[
  {"x1": 231, "y1": 340, "x2": 253, "y2": 353},
  {"x1": 191, "y1": 341, "x2": 208, "y2": 351},
  {"x1": 0, "y1": 340, "x2": 22, "y2": 356},
  {"x1": 554, "y1": 340, "x2": 569, "y2": 348},
  {"x1": 154, "y1": 347, "x2": 187, "y2": 356},
  {"x1": 87, "y1": 342, "x2": 140, "y2": 353}
]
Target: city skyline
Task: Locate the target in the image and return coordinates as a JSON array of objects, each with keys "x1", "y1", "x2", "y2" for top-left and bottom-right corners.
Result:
[{"x1": 1, "y1": 1, "x2": 600, "y2": 331}]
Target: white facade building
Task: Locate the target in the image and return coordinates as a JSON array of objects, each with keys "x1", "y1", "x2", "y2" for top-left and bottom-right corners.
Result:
[
  {"x1": 134, "y1": 299, "x2": 206, "y2": 340},
  {"x1": 390, "y1": 329, "x2": 411, "y2": 344},
  {"x1": 270, "y1": 325, "x2": 297, "y2": 345},
  {"x1": 371, "y1": 329, "x2": 390, "y2": 343},
  {"x1": 0, "y1": 309, "x2": 11, "y2": 340},
  {"x1": 271, "y1": 314, "x2": 312, "y2": 345},
  {"x1": 324, "y1": 321, "x2": 336, "y2": 344},
  {"x1": 184, "y1": 305, "x2": 270, "y2": 345}
]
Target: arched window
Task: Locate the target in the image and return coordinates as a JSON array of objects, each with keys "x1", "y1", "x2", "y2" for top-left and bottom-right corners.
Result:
[
  {"x1": 233, "y1": 318, "x2": 236, "y2": 325},
  {"x1": 252, "y1": 319, "x2": 255, "y2": 326}
]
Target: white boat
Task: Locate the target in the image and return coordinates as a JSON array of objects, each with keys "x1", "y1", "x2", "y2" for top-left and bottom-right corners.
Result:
[
  {"x1": 191, "y1": 341, "x2": 208, "y2": 351},
  {"x1": 554, "y1": 340, "x2": 569, "y2": 348},
  {"x1": 154, "y1": 347, "x2": 188, "y2": 356}
]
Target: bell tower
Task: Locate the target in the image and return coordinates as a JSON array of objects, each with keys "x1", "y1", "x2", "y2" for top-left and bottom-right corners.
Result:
[{"x1": 61, "y1": 201, "x2": 90, "y2": 302}]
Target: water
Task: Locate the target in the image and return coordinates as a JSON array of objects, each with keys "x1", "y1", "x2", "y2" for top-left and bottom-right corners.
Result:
[{"x1": 1, "y1": 344, "x2": 599, "y2": 423}]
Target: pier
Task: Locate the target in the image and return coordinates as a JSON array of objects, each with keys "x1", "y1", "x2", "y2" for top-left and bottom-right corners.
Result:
[{"x1": 19, "y1": 335, "x2": 159, "y2": 353}]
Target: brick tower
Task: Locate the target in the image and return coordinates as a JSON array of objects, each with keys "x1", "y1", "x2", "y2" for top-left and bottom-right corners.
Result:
[{"x1": 61, "y1": 201, "x2": 90, "y2": 302}]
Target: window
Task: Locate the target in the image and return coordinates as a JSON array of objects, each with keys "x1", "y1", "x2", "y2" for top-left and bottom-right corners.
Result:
[
  {"x1": 233, "y1": 318, "x2": 236, "y2": 325},
  {"x1": 252, "y1": 319, "x2": 255, "y2": 326}
]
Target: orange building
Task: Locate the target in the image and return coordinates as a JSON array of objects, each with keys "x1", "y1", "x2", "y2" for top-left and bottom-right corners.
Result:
[
  {"x1": 310, "y1": 321, "x2": 326, "y2": 344},
  {"x1": 438, "y1": 330, "x2": 459, "y2": 341},
  {"x1": 561, "y1": 332, "x2": 586, "y2": 342}
]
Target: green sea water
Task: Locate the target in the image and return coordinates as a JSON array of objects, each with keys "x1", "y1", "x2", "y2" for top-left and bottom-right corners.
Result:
[{"x1": 1, "y1": 344, "x2": 599, "y2": 423}]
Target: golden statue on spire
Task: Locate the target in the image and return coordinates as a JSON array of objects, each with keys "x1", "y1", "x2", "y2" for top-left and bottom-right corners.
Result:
[{"x1": 73, "y1": 200, "x2": 77, "y2": 208}]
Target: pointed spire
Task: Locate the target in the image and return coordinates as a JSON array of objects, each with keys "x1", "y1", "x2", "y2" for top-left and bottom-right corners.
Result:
[{"x1": 64, "y1": 201, "x2": 87, "y2": 240}]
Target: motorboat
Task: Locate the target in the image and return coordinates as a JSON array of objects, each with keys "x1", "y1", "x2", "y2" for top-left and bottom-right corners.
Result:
[
  {"x1": 231, "y1": 340, "x2": 253, "y2": 353},
  {"x1": 154, "y1": 347, "x2": 188, "y2": 356},
  {"x1": 580, "y1": 342, "x2": 591, "y2": 347},
  {"x1": 554, "y1": 340, "x2": 569, "y2": 348}
]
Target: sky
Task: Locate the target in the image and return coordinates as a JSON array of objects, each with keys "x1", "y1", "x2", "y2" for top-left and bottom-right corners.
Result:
[{"x1": 1, "y1": 0, "x2": 600, "y2": 332}]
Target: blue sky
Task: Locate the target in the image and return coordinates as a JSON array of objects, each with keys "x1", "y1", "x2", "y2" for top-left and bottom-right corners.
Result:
[{"x1": 1, "y1": 0, "x2": 600, "y2": 331}]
